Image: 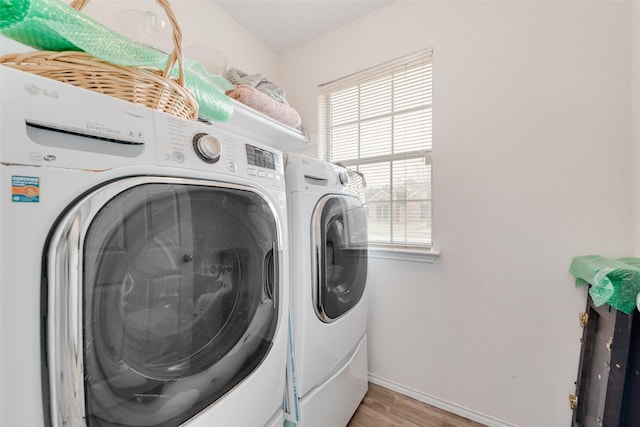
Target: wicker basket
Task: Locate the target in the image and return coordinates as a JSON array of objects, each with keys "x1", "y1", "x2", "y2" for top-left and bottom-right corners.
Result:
[{"x1": 0, "y1": 0, "x2": 198, "y2": 120}]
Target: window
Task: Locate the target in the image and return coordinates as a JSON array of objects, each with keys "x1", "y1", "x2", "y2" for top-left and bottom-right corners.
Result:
[{"x1": 318, "y1": 50, "x2": 433, "y2": 250}]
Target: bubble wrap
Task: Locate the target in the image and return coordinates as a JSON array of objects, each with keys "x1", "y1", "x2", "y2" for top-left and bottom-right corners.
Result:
[{"x1": 0, "y1": 0, "x2": 233, "y2": 121}]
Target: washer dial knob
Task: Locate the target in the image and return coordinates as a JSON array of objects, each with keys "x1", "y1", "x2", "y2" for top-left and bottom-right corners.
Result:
[{"x1": 193, "y1": 133, "x2": 222, "y2": 163}]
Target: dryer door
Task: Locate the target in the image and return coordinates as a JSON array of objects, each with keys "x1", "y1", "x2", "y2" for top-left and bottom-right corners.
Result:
[
  {"x1": 46, "y1": 177, "x2": 281, "y2": 427},
  {"x1": 313, "y1": 194, "x2": 368, "y2": 322}
]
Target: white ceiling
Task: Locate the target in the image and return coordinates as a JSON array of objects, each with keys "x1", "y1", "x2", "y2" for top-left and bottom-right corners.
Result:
[{"x1": 212, "y1": 1, "x2": 395, "y2": 53}]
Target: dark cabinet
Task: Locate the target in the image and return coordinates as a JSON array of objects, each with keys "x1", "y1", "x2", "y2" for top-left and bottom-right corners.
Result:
[{"x1": 572, "y1": 293, "x2": 640, "y2": 427}]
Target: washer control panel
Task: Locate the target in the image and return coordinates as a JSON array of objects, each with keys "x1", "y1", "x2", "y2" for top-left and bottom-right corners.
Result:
[{"x1": 154, "y1": 113, "x2": 284, "y2": 190}]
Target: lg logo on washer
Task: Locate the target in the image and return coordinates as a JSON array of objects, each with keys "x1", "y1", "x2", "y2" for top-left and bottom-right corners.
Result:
[
  {"x1": 28, "y1": 152, "x2": 56, "y2": 162},
  {"x1": 24, "y1": 83, "x2": 59, "y2": 99}
]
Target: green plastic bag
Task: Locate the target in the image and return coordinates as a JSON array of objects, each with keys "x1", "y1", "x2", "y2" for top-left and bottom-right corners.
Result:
[{"x1": 570, "y1": 255, "x2": 640, "y2": 314}]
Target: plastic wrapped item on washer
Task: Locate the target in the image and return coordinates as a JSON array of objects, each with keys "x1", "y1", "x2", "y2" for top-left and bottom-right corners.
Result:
[
  {"x1": 0, "y1": 0, "x2": 168, "y2": 65},
  {"x1": 570, "y1": 255, "x2": 640, "y2": 314},
  {"x1": 0, "y1": 0, "x2": 234, "y2": 121}
]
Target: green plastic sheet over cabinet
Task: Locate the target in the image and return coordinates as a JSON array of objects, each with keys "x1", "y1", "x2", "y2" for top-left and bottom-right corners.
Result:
[{"x1": 570, "y1": 255, "x2": 640, "y2": 314}]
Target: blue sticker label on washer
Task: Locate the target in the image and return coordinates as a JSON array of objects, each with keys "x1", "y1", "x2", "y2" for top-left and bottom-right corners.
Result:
[{"x1": 11, "y1": 175, "x2": 40, "y2": 202}]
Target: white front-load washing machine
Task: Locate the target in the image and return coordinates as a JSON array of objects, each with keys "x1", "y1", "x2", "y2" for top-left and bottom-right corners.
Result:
[
  {"x1": 284, "y1": 153, "x2": 369, "y2": 427},
  {"x1": 0, "y1": 66, "x2": 293, "y2": 427}
]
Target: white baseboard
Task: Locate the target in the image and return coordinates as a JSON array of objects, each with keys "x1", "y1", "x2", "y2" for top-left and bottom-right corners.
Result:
[{"x1": 367, "y1": 374, "x2": 519, "y2": 427}]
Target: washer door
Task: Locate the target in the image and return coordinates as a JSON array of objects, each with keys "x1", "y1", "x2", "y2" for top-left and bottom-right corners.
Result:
[
  {"x1": 313, "y1": 195, "x2": 368, "y2": 322},
  {"x1": 46, "y1": 178, "x2": 281, "y2": 427}
]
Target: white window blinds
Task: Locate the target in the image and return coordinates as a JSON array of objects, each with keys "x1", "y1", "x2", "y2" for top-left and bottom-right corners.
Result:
[{"x1": 318, "y1": 50, "x2": 433, "y2": 250}]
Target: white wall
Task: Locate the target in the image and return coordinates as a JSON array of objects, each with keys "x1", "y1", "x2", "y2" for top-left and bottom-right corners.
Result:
[
  {"x1": 83, "y1": 0, "x2": 280, "y2": 80},
  {"x1": 634, "y1": 1, "x2": 640, "y2": 256},
  {"x1": 279, "y1": 2, "x2": 633, "y2": 426}
]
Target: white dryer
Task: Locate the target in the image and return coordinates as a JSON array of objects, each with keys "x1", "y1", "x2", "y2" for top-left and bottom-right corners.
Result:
[
  {"x1": 284, "y1": 153, "x2": 369, "y2": 427},
  {"x1": 0, "y1": 66, "x2": 294, "y2": 427}
]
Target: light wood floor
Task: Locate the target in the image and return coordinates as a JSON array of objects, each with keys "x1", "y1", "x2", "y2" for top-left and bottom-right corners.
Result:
[{"x1": 347, "y1": 383, "x2": 487, "y2": 427}]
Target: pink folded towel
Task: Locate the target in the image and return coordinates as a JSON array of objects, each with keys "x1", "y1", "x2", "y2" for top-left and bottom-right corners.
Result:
[{"x1": 226, "y1": 85, "x2": 302, "y2": 129}]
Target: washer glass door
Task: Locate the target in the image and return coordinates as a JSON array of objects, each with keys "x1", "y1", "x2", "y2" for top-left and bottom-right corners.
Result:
[
  {"x1": 47, "y1": 178, "x2": 280, "y2": 427},
  {"x1": 313, "y1": 195, "x2": 368, "y2": 322}
]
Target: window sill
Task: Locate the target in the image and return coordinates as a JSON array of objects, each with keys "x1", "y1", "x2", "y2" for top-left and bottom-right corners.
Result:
[{"x1": 368, "y1": 247, "x2": 440, "y2": 263}]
